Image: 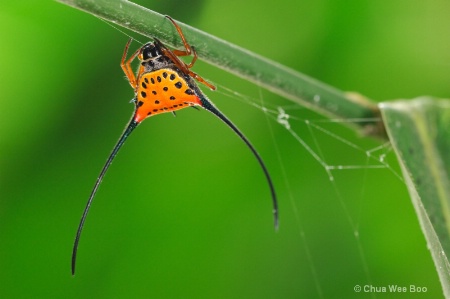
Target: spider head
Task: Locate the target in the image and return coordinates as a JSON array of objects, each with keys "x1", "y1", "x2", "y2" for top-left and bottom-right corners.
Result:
[{"x1": 139, "y1": 42, "x2": 162, "y2": 61}]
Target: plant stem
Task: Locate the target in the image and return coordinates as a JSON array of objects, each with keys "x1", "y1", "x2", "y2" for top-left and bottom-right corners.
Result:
[{"x1": 57, "y1": 0, "x2": 386, "y2": 139}]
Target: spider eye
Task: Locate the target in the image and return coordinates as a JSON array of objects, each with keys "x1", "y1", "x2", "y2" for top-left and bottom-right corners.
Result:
[{"x1": 141, "y1": 43, "x2": 160, "y2": 60}]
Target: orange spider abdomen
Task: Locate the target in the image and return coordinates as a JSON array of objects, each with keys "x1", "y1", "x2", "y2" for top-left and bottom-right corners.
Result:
[{"x1": 134, "y1": 68, "x2": 202, "y2": 123}]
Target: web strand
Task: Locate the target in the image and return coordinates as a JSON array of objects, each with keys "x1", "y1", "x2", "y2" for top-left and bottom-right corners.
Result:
[
  {"x1": 259, "y1": 88, "x2": 325, "y2": 299},
  {"x1": 215, "y1": 82, "x2": 403, "y2": 297}
]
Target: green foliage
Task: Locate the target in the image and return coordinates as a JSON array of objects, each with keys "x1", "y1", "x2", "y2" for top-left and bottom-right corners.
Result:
[
  {"x1": 59, "y1": 0, "x2": 384, "y2": 138},
  {"x1": 381, "y1": 98, "x2": 450, "y2": 296},
  {"x1": 2, "y1": 0, "x2": 450, "y2": 298}
]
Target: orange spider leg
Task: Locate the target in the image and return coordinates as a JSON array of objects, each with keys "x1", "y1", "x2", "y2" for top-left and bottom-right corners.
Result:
[
  {"x1": 163, "y1": 16, "x2": 216, "y2": 91},
  {"x1": 120, "y1": 39, "x2": 143, "y2": 89},
  {"x1": 175, "y1": 45, "x2": 198, "y2": 68},
  {"x1": 170, "y1": 44, "x2": 197, "y2": 69},
  {"x1": 165, "y1": 16, "x2": 193, "y2": 57},
  {"x1": 185, "y1": 46, "x2": 198, "y2": 68},
  {"x1": 187, "y1": 69, "x2": 216, "y2": 90},
  {"x1": 157, "y1": 42, "x2": 216, "y2": 90}
]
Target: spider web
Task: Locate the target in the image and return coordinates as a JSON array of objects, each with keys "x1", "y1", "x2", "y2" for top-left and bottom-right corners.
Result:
[
  {"x1": 97, "y1": 18, "x2": 436, "y2": 298},
  {"x1": 213, "y1": 83, "x2": 413, "y2": 299}
]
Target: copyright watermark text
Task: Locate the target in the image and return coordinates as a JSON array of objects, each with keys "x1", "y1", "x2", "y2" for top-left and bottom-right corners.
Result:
[{"x1": 354, "y1": 284, "x2": 427, "y2": 293}]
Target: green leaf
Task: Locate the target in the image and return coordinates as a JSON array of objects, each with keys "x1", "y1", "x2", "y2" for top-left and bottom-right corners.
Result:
[
  {"x1": 380, "y1": 97, "x2": 450, "y2": 297},
  {"x1": 55, "y1": 0, "x2": 450, "y2": 295},
  {"x1": 56, "y1": 0, "x2": 385, "y2": 139}
]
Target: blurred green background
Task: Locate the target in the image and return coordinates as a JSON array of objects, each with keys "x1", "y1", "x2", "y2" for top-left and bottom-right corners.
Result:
[{"x1": 1, "y1": 1, "x2": 449, "y2": 298}]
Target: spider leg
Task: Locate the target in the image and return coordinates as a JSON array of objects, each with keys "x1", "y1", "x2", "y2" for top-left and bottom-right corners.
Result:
[
  {"x1": 121, "y1": 39, "x2": 142, "y2": 88},
  {"x1": 164, "y1": 16, "x2": 216, "y2": 89},
  {"x1": 157, "y1": 42, "x2": 216, "y2": 91},
  {"x1": 188, "y1": 69, "x2": 216, "y2": 90},
  {"x1": 199, "y1": 94, "x2": 278, "y2": 229},
  {"x1": 184, "y1": 46, "x2": 197, "y2": 68},
  {"x1": 165, "y1": 15, "x2": 192, "y2": 57},
  {"x1": 164, "y1": 15, "x2": 196, "y2": 68},
  {"x1": 164, "y1": 16, "x2": 198, "y2": 68}
]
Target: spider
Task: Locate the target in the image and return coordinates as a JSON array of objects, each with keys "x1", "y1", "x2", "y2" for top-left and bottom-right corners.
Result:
[{"x1": 71, "y1": 16, "x2": 278, "y2": 275}]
